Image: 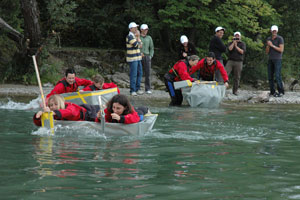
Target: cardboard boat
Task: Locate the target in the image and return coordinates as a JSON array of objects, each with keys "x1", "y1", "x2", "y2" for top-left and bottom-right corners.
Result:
[
  {"x1": 61, "y1": 88, "x2": 118, "y2": 105},
  {"x1": 174, "y1": 80, "x2": 226, "y2": 107},
  {"x1": 40, "y1": 112, "x2": 158, "y2": 136}
]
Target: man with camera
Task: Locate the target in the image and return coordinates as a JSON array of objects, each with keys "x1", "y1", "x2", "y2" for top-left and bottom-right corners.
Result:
[{"x1": 225, "y1": 32, "x2": 246, "y2": 95}]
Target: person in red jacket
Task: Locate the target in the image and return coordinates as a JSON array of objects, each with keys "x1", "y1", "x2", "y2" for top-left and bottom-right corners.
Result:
[
  {"x1": 46, "y1": 68, "x2": 93, "y2": 100},
  {"x1": 80, "y1": 74, "x2": 120, "y2": 93},
  {"x1": 96, "y1": 94, "x2": 142, "y2": 124},
  {"x1": 164, "y1": 55, "x2": 199, "y2": 106},
  {"x1": 33, "y1": 94, "x2": 99, "y2": 126},
  {"x1": 189, "y1": 52, "x2": 229, "y2": 87}
]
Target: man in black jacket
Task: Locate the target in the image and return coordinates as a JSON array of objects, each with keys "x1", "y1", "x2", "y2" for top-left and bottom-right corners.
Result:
[{"x1": 209, "y1": 26, "x2": 227, "y2": 82}]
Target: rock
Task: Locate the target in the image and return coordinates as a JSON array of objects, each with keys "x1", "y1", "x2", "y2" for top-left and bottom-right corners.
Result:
[
  {"x1": 84, "y1": 57, "x2": 100, "y2": 67},
  {"x1": 74, "y1": 64, "x2": 85, "y2": 73},
  {"x1": 248, "y1": 91, "x2": 269, "y2": 103}
]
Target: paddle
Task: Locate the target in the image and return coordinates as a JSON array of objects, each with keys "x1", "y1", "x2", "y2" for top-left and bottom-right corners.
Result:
[
  {"x1": 32, "y1": 55, "x2": 55, "y2": 134},
  {"x1": 98, "y1": 96, "x2": 105, "y2": 133},
  {"x1": 174, "y1": 80, "x2": 217, "y2": 89}
]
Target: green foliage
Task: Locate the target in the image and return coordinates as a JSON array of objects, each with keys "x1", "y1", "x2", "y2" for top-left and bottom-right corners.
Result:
[
  {"x1": 1, "y1": 0, "x2": 300, "y2": 85},
  {"x1": 80, "y1": 68, "x2": 98, "y2": 79},
  {"x1": 46, "y1": 0, "x2": 78, "y2": 32}
]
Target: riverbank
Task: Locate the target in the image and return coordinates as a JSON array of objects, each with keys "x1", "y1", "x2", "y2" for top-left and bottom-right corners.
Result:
[{"x1": 1, "y1": 84, "x2": 300, "y2": 104}]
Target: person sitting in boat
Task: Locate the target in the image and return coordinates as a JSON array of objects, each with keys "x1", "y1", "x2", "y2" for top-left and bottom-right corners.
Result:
[
  {"x1": 189, "y1": 52, "x2": 229, "y2": 87},
  {"x1": 46, "y1": 68, "x2": 93, "y2": 100},
  {"x1": 33, "y1": 94, "x2": 99, "y2": 126},
  {"x1": 80, "y1": 74, "x2": 120, "y2": 93},
  {"x1": 96, "y1": 94, "x2": 148, "y2": 124},
  {"x1": 164, "y1": 55, "x2": 199, "y2": 106}
]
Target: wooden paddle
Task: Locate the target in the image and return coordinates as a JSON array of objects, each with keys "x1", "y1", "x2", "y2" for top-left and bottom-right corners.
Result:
[
  {"x1": 32, "y1": 55, "x2": 55, "y2": 134},
  {"x1": 98, "y1": 96, "x2": 105, "y2": 133}
]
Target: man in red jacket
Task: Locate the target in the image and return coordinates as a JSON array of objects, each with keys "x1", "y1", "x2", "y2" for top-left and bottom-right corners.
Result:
[
  {"x1": 164, "y1": 55, "x2": 199, "y2": 106},
  {"x1": 46, "y1": 68, "x2": 93, "y2": 100},
  {"x1": 189, "y1": 52, "x2": 229, "y2": 87}
]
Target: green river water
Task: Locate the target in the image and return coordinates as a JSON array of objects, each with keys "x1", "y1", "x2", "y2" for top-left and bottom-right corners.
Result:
[{"x1": 0, "y1": 97, "x2": 300, "y2": 200}]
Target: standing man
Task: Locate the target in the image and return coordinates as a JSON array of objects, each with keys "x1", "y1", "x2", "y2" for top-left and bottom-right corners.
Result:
[
  {"x1": 209, "y1": 26, "x2": 227, "y2": 82},
  {"x1": 126, "y1": 22, "x2": 143, "y2": 96},
  {"x1": 140, "y1": 24, "x2": 154, "y2": 94},
  {"x1": 225, "y1": 32, "x2": 246, "y2": 95},
  {"x1": 266, "y1": 25, "x2": 285, "y2": 97}
]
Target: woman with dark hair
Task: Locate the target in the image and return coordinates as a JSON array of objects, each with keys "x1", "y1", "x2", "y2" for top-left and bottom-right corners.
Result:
[
  {"x1": 96, "y1": 94, "x2": 148, "y2": 124},
  {"x1": 178, "y1": 35, "x2": 198, "y2": 60}
]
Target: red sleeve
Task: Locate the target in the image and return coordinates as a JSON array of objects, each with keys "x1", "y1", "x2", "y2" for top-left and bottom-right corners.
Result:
[
  {"x1": 104, "y1": 108, "x2": 112, "y2": 122},
  {"x1": 102, "y1": 83, "x2": 120, "y2": 93},
  {"x1": 46, "y1": 83, "x2": 66, "y2": 99},
  {"x1": 176, "y1": 62, "x2": 194, "y2": 81},
  {"x1": 82, "y1": 85, "x2": 93, "y2": 91},
  {"x1": 216, "y1": 60, "x2": 229, "y2": 83},
  {"x1": 189, "y1": 60, "x2": 203, "y2": 75},
  {"x1": 54, "y1": 103, "x2": 82, "y2": 121},
  {"x1": 123, "y1": 108, "x2": 140, "y2": 124},
  {"x1": 33, "y1": 113, "x2": 42, "y2": 126},
  {"x1": 75, "y1": 77, "x2": 93, "y2": 87}
]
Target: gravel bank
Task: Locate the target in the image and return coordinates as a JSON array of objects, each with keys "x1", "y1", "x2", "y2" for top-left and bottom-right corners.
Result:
[{"x1": 1, "y1": 84, "x2": 300, "y2": 104}]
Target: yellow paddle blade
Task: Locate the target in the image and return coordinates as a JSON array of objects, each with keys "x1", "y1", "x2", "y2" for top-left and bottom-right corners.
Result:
[
  {"x1": 186, "y1": 80, "x2": 193, "y2": 87},
  {"x1": 41, "y1": 112, "x2": 55, "y2": 135}
]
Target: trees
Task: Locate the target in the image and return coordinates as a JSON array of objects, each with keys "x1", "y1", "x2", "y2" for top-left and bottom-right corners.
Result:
[{"x1": 0, "y1": 0, "x2": 299, "y2": 83}]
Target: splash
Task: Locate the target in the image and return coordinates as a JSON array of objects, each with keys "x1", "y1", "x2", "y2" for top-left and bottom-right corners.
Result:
[
  {"x1": 31, "y1": 125, "x2": 108, "y2": 140},
  {"x1": 0, "y1": 97, "x2": 41, "y2": 110}
]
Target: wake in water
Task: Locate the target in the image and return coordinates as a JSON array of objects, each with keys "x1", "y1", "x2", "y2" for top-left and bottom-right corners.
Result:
[
  {"x1": 0, "y1": 97, "x2": 41, "y2": 110},
  {"x1": 31, "y1": 125, "x2": 108, "y2": 140}
]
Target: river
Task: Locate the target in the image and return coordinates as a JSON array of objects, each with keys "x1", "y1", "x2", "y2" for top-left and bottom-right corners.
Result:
[{"x1": 1, "y1": 97, "x2": 300, "y2": 199}]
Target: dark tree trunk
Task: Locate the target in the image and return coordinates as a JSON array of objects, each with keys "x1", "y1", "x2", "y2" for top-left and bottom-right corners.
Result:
[{"x1": 20, "y1": 0, "x2": 42, "y2": 56}]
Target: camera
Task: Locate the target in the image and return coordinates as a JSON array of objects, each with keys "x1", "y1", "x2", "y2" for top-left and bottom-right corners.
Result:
[{"x1": 233, "y1": 37, "x2": 239, "y2": 41}]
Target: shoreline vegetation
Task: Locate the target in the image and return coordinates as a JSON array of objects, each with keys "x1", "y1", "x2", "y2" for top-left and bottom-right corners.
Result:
[{"x1": 1, "y1": 84, "x2": 300, "y2": 105}]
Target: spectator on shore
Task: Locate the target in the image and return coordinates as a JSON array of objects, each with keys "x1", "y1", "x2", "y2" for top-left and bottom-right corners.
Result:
[
  {"x1": 178, "y1": 35, "x2": 197, "y2": 60},
  {"x1": 126, "y1": 22, "x2": 143, "y2": 96},
  {"x1": 140, "y1": 24, "x2": 154, "y2": 94},
  {"x1": 209, "y1": 27, "x2": 227, "y2": 82},
  {"x1": 266, "y1": 25, "x2": 285, "y2": 97},
  {"x1": 225, "y1": 32, "x2": 246, "y2": 95}
]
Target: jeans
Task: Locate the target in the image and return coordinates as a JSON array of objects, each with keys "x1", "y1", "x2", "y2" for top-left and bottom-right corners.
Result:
[
  {"x1": 267, "y1": 59, "x2": 284, "y2": 94},
  {"x1": 129, "y1": 60, "x2": 143, "y2": 93},
  {"x1": 142, "y1": 55, "x2": 151, "y2": 91},
  {"x1": 164, "y1": 76, "x2": 183, "y2": 106}
]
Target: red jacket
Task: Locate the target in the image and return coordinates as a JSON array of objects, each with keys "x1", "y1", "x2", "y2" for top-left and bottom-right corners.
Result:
[
  {"x1": 33, "y1": 102, "x2": 86, "y2": 126},
  {"x1": 95, "y1": 107, "x2": 140, "y2": 124},
  {"x1": 82, "y1": 83, "x2": 120, "y2": 93},
  {"x1": 168, "y1": 60, "x2": 195, "y2": 82},
  {"x1": 189, "y1": 59, "x2": 228, "y2": 83},
  {"x1": 46, "y1": 77, "x2": 93, "y2": 99}
]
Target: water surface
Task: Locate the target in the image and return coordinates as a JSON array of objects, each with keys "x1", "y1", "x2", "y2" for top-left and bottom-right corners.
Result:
[{"x1": 1, "y1": 98, "x2": 300, "y2": 199}]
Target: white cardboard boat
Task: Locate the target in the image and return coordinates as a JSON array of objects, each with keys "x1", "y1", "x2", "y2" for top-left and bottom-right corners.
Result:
[
  {"x1": 174, "y1": 80, "x2": 226, "y2": 107},
  {"x1": 41, "y1": 113, "x2": 158, "y2": 136},
  {"x1": 61, "y1": 88, "x2": 118, "y2": 105}
]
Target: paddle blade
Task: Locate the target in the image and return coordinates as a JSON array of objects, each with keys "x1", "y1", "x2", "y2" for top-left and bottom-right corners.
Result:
[{"x1": 41, "y1": 112, "x2": 55, "y2": 134}]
